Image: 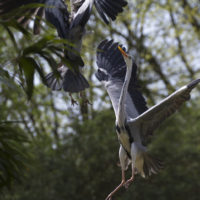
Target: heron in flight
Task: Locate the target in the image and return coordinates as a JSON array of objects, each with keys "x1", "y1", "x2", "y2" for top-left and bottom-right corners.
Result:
[
  {"x1": 95, "y1": 39, "x2": 200, "y2": 200},
  {"x1": 0, "y1": 0, "x2": 127, "y2": 93}
]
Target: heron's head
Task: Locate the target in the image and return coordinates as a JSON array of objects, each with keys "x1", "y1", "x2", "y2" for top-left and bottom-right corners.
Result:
[{"x1": 118, "y1": 46, "x2": 132, "y2": 69}]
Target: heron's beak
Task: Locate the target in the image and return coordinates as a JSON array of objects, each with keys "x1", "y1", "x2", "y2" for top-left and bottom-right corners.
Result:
[{"x1": 118, "y1": 46, "x2": 128, "y2": 57}]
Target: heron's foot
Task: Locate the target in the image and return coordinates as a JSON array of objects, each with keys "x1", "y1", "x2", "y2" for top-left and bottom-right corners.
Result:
[
  {"x1": 79, "y1": 92, "x2": 92, "y2": 106},
  {"x1": 124, "y1": 176, "x2": 134, "y2": 189},
  {"x1": 83, "y1": 98, "x2": 92, "y2": 106},
  {"x1": 69, "y1": 93, "x2": 78, "y2": 106}
]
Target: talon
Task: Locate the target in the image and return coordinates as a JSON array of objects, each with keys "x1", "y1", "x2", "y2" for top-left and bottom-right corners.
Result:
[
  {"x1": 80, "y1": 92, "x2": 92, "y2": 105},
  {"x1": 83, "y1": 99, "x2": 92, "y2": 105},
  {"x1": 71, "y1": 99, "x2": 78, "y2": 106},
  {"x1": 69, "y1": 93, "x2": 78, "y2": 106},
  {"x1": 79, "y1": 91, "x2": 84, "y2": 98}
]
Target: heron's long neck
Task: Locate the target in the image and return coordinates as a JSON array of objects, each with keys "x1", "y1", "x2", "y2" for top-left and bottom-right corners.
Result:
[{"x1": 117, "y1": 65, "x2": 132, "y2": 126}]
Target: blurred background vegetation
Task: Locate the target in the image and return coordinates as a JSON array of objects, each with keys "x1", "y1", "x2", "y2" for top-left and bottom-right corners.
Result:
[{"x1": 0, "y1": 0, "x2": 200, "y2": 199}]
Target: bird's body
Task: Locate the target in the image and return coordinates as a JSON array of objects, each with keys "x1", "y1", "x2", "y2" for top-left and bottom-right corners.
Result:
[
  {"x1": 95, "y1": 39, "x2": 200, "y2": 199},
  {"x1": 43, "y1": 0, "x2": 127, "y2": 93},
  {"x1": 0, "y1": 0, "x2": 127, "y2": 93}
]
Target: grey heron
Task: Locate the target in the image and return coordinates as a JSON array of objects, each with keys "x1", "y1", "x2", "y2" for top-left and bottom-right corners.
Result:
[
  {"x1": 0, "y1": 0, "x2": 127, "y2": 93},
  {"x1": 95, "y1": 39, "x2": 200, "y2": 200}
]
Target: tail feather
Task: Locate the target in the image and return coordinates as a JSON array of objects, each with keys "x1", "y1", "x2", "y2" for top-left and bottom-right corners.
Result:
[
  {"x1": 143, "y1": 153, "x2": 163, "y2": 178},
  {"x1": 45, "y1": 67, "x2": 89, "y2": 93},
  {"x1": 63, "y1": 69, "x2": 89, "y2": 92}
]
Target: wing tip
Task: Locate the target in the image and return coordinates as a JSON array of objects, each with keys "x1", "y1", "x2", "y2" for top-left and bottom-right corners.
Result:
[
  {"x1": 187, "y1": 79, "x2": 200, "y2": 89},
  {"x1": 94, "y1": 0, "x2": 128, "y2": 24},
  {"x1": 97, "y1": 39, "x2": 127, "y2": 53}
]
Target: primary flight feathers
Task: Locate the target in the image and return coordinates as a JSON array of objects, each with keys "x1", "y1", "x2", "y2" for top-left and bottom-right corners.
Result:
[
  {"x1": 96, "y1": 39, "x2": 148, "y2": 118},
  {"x1": 96, "y1": 39, "x2": 200, "y2": 146},
  {"x1": 128, "y1": 78, "x2": 200, "y2": 144}
]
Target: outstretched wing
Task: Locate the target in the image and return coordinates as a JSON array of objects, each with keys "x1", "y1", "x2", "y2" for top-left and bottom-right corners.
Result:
[
  {"x1": 95, "y1": 39, "x2": 147, "y2": 119},
  {"x1": 45, "y1": 65, "x2": 89, "y2": 92},
  {"x1": 44, "y1": 0, "x2": 69, "y2": 38},
  {"x1": 0, "y1": 0, "x2": 70, "y2": 38},
  {"x1": 94, "y1": 0, "x2": 128, "y2": 24},
  {"x1": 71, "y1": 0, "x2": 128, "y2": 27},
  {"x1": 70, "y1": 0, "x2": 93, "y2": 28},
  {"x1": 128, "y1": 79, "x2": 200, "y2": 144}
]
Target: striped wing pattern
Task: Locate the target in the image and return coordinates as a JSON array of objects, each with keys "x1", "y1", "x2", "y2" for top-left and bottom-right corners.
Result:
[{"x1": 96, "y1": 39, "x2": 147, "y2": 119}]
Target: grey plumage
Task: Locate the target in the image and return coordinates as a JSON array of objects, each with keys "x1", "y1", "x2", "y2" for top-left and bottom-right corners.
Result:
[
  {"x1": 96, "y1": 40, "x2": 158, "y2": 178},
  {"x1": 128, "y1": 78, "x2": 200, "y2": 145},
  {"x1": 96, "y1": 39, "x2": 148, "y2": 119},
  {"x1": 96, "y1": 39, "x2": 200, "y2": 199}
]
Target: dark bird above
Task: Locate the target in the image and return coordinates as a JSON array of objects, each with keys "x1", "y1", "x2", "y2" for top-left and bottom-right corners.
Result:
[
  {"x1": 0, "y1": 0, "x2": 128, "y2": 30},
  {"x1": 0, "y1": 0, "x2": 127, "y2": 93},
  {"x1": 95, "y1": 39, "x2": 200, "y2": 200}
]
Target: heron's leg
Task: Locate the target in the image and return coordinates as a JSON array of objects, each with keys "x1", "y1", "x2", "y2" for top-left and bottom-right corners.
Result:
[
  {"x1": 105, "y1": 170, "x2": 125, "y2": 200},
  {"x1": 124, "y1": 143, "x2": 136, "y2": 189},
  {"x1": 124, "y1": 163, "x2": 135, "y2": 189},
  {"x1": 105, "y1": 146, "x2": 127, "y2": 200},
  {"x1": 69, "y1": 93, "x2": 78, "y2": 106}
]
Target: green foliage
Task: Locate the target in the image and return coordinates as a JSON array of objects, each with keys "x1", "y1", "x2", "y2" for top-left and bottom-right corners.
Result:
[
  {"x1": 0, "y1": 0, "x2": 200, "y2": 200},
  {"x1": 0, "y1": 124, "x2": 29, "y2": 189},
  {"x1": 1, "y1": 105, "x2": 200, "y2": 200},
  {"x1": 0, "y1": 17, "x2": 69, "y2": 99}
]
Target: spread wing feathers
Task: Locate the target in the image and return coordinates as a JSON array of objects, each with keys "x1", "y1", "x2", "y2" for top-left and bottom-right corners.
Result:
[
  {"x1": 128, "y1": 79, "x2": 200, "y2": 145},
  {"x1": 45, "y1": 72, "x2": 62, "y2": 90},
  {"x1": 70, "y1": 0, "x2": 85, "y2": 15},
  {"x1": 45, "y1": 65, "x2": 66, "y2": 91},
  {"x1": 71, "y1": 0, "x2": 128, "y2": 27},
  {"x1": 0, "y1": 0, "x2": 70, "y2": 37},
  {"x1": 95, "y1": 39, "x2": 147, "y2": 119},
  {"x1": 45, "y1": 66, "x2": 89, "y2": 92},
  {"x1": 70, "y1": 0, "x2": 93, "y2": 28},
  {"x1": 45, "y1": 0, "x2": 69, "y2": 38},
  {"x1": 94, "y1": 0, "x2": 128, "y2": 24}
]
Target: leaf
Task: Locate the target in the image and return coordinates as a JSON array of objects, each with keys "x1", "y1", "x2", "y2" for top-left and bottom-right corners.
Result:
[
  {"x1": 18, "y1": 56, "x2": 37, "y2": 100},
  {"x1": 0, "y1": 68, "x2": 20, "y2": 90},
  {"x1": 0, "y1": 124, "x2": 29, "y2": 189},
  {"x1": 0, "y1": 68, "x2": 10, "y2": 78},
  {"x1": 0, "y1": 20, "x2": 30, "y2": 38},
  {"x1": 3, "y1": 26, "x2": 18, "y2": 51}
]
